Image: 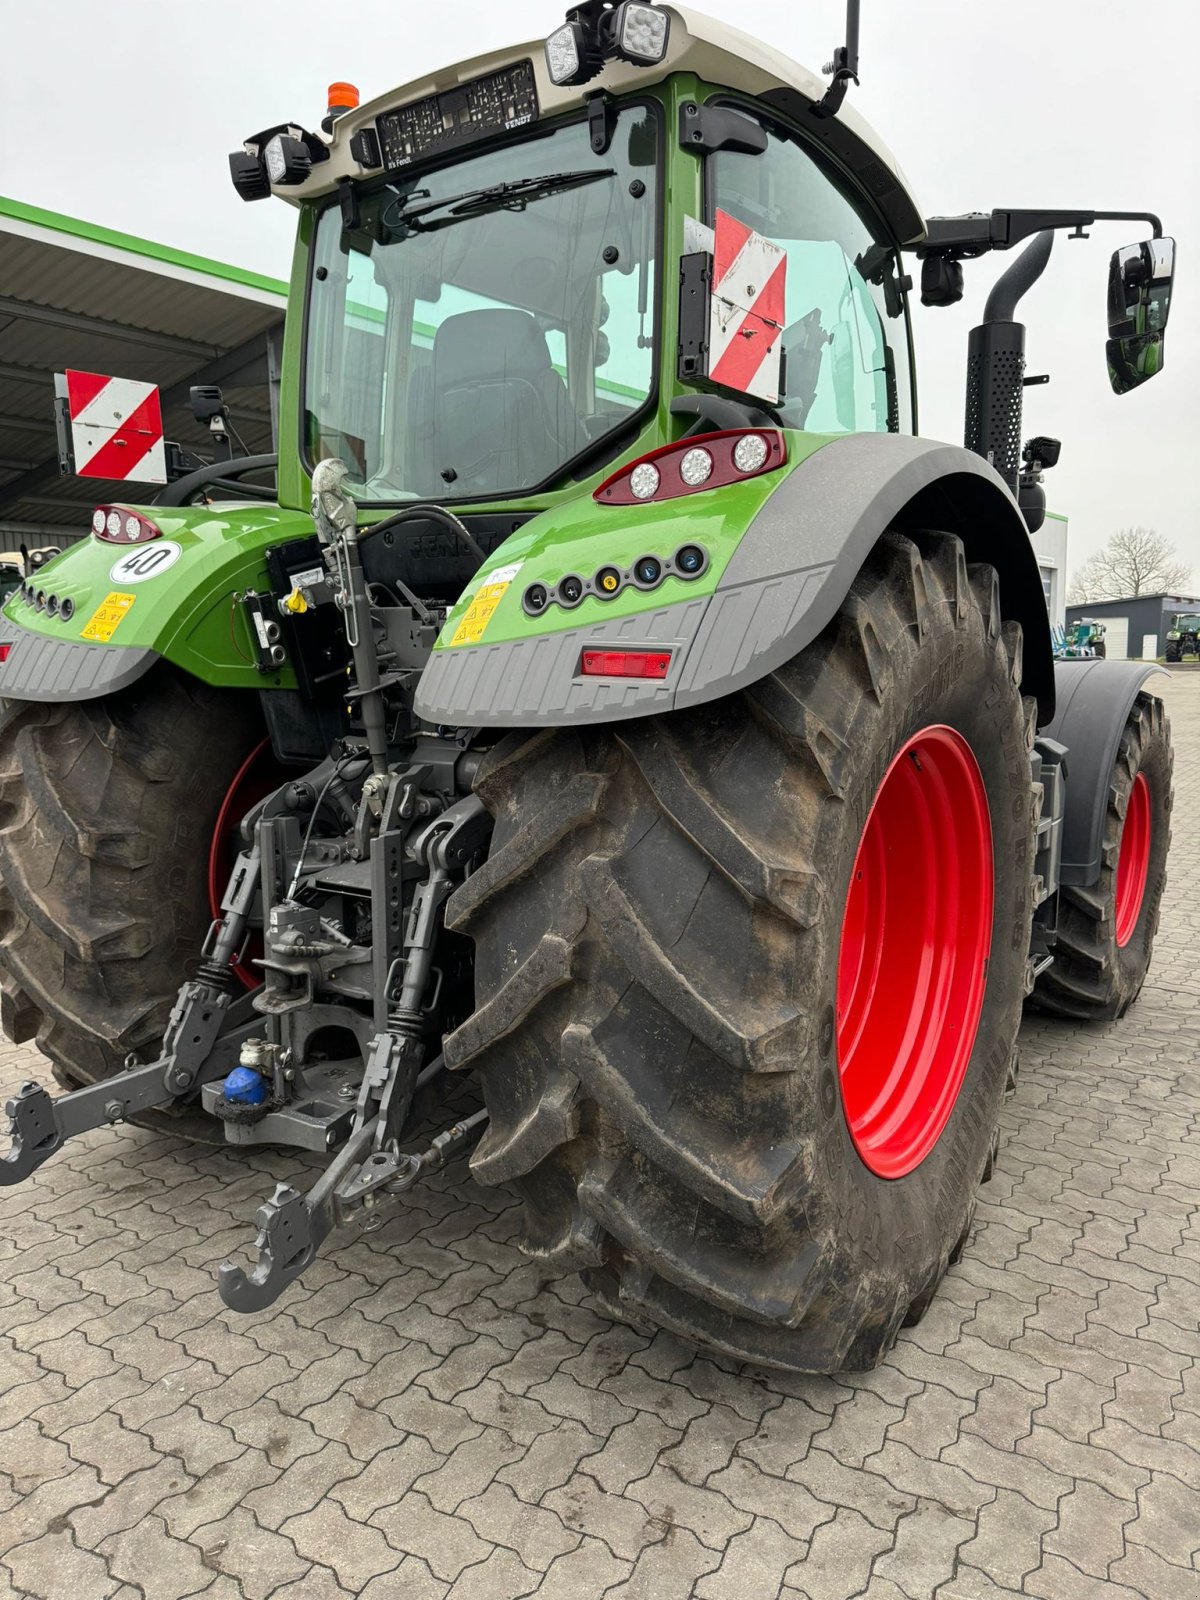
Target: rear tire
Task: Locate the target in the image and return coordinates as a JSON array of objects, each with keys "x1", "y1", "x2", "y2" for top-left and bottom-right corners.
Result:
[
  {"x1": 447, "y1": 532, "x2": 1036, "y2": 1373},
  {"x1": 1031, "y1": 691, "x2": 1171, "y2": 1021},
  {"x1": 0, "y1": 670, "x2": 263, "y2": 1096}
]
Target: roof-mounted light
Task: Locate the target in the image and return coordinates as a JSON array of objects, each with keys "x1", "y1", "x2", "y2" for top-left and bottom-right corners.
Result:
[
  {"x1": 615, "y1": 3, "x2": 669, "y2": 64},
  {"x1": 545, "y1": 20, "x2": 592, "y2": 85},
  {"x1": 545, "y1": 2, "x2": 669, "y2": 88},
  {"x1": 228, "y1": 122, "x2": 326, "y2": 201},
  {"x1": 228, "y1": 151, "x2": 271, "y2": 202},
  {"x1": 264, "y1": 133, "x2": 312, "y2": 186}
]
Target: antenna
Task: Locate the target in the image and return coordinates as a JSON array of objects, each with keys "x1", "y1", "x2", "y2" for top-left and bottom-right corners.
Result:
[{"x1": 812, "y1": 0, "x2": 861, "y2": 120}]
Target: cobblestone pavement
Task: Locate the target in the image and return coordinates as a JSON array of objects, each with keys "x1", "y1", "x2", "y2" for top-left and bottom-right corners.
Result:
[{"x1": 1, "y1": 673, "x2": 1197, "y2": 1600}]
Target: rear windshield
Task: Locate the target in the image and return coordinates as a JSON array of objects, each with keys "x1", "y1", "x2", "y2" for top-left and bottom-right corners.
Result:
[{"x1": 303, "y1": 106, "x2": 659, "y2": 503}]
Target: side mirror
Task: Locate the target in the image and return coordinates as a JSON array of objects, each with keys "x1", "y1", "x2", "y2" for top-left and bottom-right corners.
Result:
[{"x1": 1106, "y1": 235, "x2": 1174, "y2": 394}]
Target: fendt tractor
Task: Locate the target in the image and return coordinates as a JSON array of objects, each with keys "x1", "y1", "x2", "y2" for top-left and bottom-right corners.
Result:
[
  {"x1": 1166, "y1": 613, "x2": 1200, "y2": 662},
  {"x1": 0, "y1": 1, "x2": 1176, "y2": 1372}
]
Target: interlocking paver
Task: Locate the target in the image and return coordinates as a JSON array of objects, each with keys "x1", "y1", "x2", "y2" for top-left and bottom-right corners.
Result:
[
  {"x1": 496, "y1": 1418, "x2": 602, "y2": 1502},
  {"x1": 99, "y1": 1512, "x2": 214, "y2": 1599},
  {"x1": 369, "y1": 1489, "x2": 491, "y2": 1582},
  {"x1": 782, "y1": 1505, "x2": 892, "y2": 1600},
  {"x1": 407, "y1": 1426, "x2": 523, "y2": 1514},
  {"x1": 954, "y1": 1488, "x2": 1058, "y2": 1590},
  {"x1": 1, "y1": 669, "x2": 1198, "y2": 1599},
  {"x1": 1041, "y1": 1479, "x2": 1135, "y2": 1579},
  {"x1": 578, "y1": 1410, "x2": 681, "y2": 1494},
  {"x1": 281, "y1": 1496, "x2": 404, "y2": 1591}
]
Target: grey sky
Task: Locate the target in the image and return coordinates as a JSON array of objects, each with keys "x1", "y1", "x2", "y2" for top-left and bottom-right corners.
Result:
[{"x1": 2, "y1": 0, "x2": 1196, "y2": 579}]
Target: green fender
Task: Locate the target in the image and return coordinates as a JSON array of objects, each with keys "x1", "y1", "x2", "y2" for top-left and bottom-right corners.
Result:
[
  {"x1": 0, "y1": 502, "x2": 313, "y2": 702},
  {"x1": 415, "y1": 432, "x2": 1056, "y2": 728}
]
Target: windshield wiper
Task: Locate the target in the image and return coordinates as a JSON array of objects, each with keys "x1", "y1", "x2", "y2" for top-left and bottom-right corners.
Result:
[{"x1": 388, "y1": 169, "x2": 615, "y2": 231}]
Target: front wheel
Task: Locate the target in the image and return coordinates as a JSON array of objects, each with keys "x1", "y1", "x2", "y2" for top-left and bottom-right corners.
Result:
[{"x1": 448, "y1": 532, "x2": 1037, "y2": 1373}]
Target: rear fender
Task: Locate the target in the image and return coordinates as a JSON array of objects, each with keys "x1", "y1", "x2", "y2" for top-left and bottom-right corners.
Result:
[
  {"x1": 0, "y1": 503, "x2": 313, "y2": 703},
  {"x1": 414, "y1": 433, "x2": 1055, "y2": 726},
  {"x1": 1042, "y1": 658, "x2": 1167, "y2": 886}
]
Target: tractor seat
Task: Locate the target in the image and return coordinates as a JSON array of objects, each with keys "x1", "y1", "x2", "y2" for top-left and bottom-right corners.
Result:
[{"x1": 428, "y1": 309, "x2": 586, "y2": 495}]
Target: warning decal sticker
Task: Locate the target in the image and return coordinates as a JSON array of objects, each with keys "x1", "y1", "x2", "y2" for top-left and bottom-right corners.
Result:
[
  {"x1": 80, "y1": 592, "x2": 136, "y2": 643},
  {"x1": 449, "y1": 562, "x2": 522, "y2": 647}
]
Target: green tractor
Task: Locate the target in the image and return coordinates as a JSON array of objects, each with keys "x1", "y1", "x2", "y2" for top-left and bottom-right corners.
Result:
[
  {"x1": 0, "y1": 1, "x2": 1177, "y2": 1372},
  {"x1": 1165, "y1": 613, "x2": 1200, "y2": 662},
  {"x1": 1056, "y1": 617, "x2": 1107, "y2": 658}
]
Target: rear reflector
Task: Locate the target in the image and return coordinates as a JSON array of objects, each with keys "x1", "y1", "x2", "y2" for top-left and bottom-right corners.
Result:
[
  {"x1": 0, "y1": 644, "x2": 9, "y2": 664},
  {"x1": 580, "y1": 648, "x2": 672, "y2": 680}
]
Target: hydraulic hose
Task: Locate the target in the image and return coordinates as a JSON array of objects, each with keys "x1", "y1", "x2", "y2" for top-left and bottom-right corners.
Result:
[{"x1": 363, "y1": 505, "x2": 486, "y2": 570}]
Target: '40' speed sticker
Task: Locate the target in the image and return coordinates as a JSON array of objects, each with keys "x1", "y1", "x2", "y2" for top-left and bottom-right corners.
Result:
[{"x1": 109, "y1": 542, "x2": 182, "y2": 584}]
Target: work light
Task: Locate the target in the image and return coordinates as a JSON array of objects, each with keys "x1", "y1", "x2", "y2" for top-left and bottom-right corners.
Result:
[
  {"x1": 615, "y1": 2, "x2": 669, "y2": 64},
  {"x1": 228, "y1": 151, "x2": 271, "y2": 202},
  {"x1": 545, "y1": 2, "x2": 668, "y2": 87},
  {"x1": 264, "y1": 133, "x2": 313, "y2": 186},
  {"x1": 545, "y1": 20, "x2": 588, "y2": 85}
]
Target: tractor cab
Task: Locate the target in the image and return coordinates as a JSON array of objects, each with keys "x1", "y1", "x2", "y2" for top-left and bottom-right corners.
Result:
[{"x1": 230, "y1": 1, "x2": 928, "y2": 552}]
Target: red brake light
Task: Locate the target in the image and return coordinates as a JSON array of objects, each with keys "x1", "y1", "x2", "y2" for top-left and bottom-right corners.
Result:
[
  {"x1": 0, "y1": 644, "x2": 10, "y2": 664},
  {"x1": 594, "y1": 429, "x2": 787, "y2": 506},
  {"x1": 91, "y1": 506, "x2": 163, "y2": 544},
  {"x1": 580, "y1": 649, "x2": 672, "y2": 680}
]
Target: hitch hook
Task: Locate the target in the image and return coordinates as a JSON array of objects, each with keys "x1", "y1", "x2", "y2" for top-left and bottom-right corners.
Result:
[
  {"x1": 217, "y1": 1182, "x2": 331, "y2": 1314},
  {"x1": 0, "y1": 1084, "x2": 61, "y2": 1184}
]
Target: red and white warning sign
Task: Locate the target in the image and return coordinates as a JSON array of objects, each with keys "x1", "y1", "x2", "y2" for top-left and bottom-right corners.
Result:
[
  {"x1": 63, "y1": 369, "x2": 167, "y2": 484},
  {"x1": 708, "y1": 210, "x2": 787, "y2": 405}
]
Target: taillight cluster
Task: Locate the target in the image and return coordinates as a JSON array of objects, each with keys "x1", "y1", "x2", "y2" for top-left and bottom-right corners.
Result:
[
  {"x1": 594, "y1": 429, "x2": 787, "y2": 506},
  {"x1": 91, "y1": 506, "x2": 162, "y2": 545}
]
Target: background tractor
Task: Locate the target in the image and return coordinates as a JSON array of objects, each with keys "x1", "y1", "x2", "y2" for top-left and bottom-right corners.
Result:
[
  {"x1": 1054, "y1": 618, "x2": 1108, "y2": 658},
  {"x1": 0, "y1": 0, "x2": 1176, "y2": 1373},
  {"x1": 1165, "y1": 613, "x2": 1200, "y2": 661}
]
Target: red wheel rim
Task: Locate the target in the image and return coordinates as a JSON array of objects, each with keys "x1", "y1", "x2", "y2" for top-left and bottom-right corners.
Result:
[
  {"x1": 836, "y1": 726, "x2": 994, "y2": 1180},
  {"x1": 1114, "y1": 771, "x2": 1151, "y2": 948},
  {"x1": 208, "y1": 738, "x2": 283, "y2": 989}
]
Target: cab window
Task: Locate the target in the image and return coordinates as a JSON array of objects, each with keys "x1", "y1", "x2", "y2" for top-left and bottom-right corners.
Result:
[{"x1": 709, "y1": 115, "x2": 914, "y2": 434}]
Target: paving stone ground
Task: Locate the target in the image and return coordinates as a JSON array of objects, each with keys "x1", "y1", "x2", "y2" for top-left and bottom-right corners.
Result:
[{"x1": 1, "y1": 673, "x2": 1197, "y2": 1600}]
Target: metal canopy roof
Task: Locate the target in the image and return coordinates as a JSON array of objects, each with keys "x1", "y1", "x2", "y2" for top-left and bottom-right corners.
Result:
[{"x1": 0, "y1": 196, "x2": 287, "y2": 552}]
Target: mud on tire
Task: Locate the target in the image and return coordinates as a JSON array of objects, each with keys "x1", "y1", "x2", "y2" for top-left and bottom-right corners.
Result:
[
  {"x1": 1031, "y1": 691, "x2": 1171, "y2": 1021},
  {"x1": 0, "y1": 669, "x2": 263, "y2": 1094},
  {"x1": 447, "y1": 532, "x2": 1038, "y2": 1373}
]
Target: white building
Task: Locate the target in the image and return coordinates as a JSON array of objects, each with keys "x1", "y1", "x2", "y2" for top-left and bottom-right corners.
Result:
[{"x1": 1031, "y1": 512, "x2": 1068, "y2": 631}]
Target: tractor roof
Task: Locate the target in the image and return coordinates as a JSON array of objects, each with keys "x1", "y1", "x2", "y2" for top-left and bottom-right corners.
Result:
[{"x1": 275, "y1": 4, "x2": 925, "y2": 245}]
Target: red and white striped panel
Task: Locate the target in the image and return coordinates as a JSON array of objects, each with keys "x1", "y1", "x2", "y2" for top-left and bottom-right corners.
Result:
[
  {"x1": 65, "y1": 369, "x2": 167, "y2": 484},
  {"x1": 708, "y1": 210, "x2": 787, "y2": 405}
]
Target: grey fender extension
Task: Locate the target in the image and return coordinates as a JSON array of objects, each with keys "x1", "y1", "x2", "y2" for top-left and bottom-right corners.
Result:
[
  {"x1": 415, "y1": 433, "x2": 1055, "y2": 728},
  {"x1": 0, "y1": 615, "x2": 157, "y2": 702},
  {"x1": 1042, "y1": 658, "x2": 1167, "y2": 887}
]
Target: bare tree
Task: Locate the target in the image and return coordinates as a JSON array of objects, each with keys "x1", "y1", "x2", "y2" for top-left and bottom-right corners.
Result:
[{"x1": 1067, "y1": 527, "x2": 1193, "y2": 604}]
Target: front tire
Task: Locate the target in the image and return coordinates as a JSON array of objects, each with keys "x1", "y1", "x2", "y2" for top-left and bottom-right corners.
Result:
[{"x1": 447, "y1": 532, "x2": 1036, "y2": 1373}]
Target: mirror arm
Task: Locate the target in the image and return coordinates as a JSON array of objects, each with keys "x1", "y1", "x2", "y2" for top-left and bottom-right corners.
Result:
[{"x1": 917, "y1": 208, "x2": 1163, "y2": 262}]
